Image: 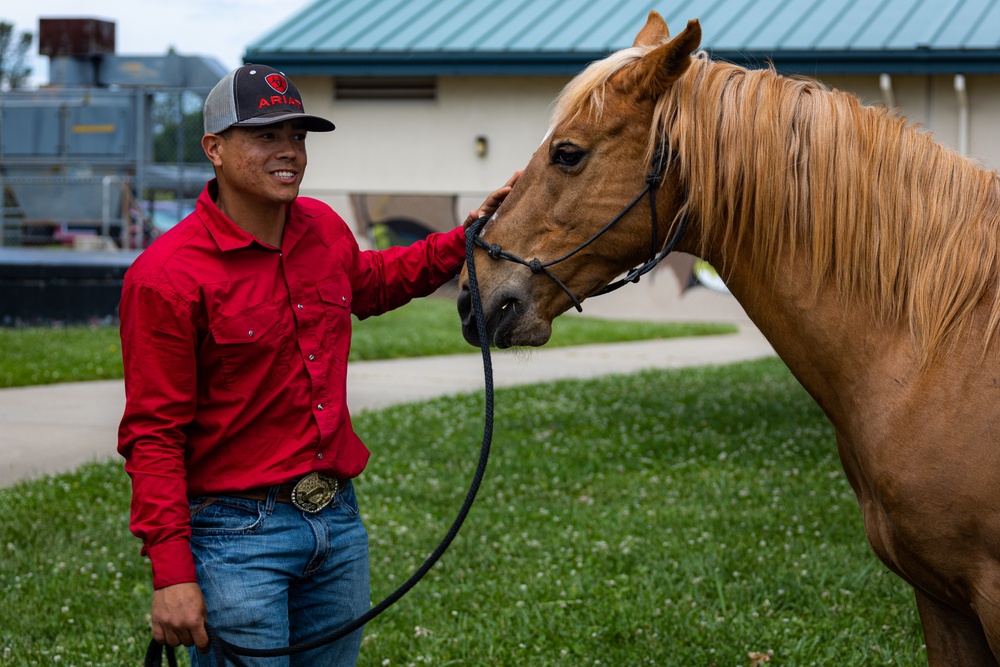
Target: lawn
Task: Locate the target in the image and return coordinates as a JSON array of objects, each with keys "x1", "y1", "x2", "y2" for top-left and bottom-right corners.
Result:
[
  {"x1": 0, "y1": 357, "x2": 925, "y2": 666},
  {"x1": 0, "y1": 297, "x2": 734, "y2": 388}
]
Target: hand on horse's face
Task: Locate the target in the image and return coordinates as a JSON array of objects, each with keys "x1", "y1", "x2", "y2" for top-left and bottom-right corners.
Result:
[{"x1": 463, "y1": 171, "x2": 522, "y2": 228}]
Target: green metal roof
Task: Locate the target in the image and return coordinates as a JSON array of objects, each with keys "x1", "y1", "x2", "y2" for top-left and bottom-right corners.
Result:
[{"x1": 246, "y1": 0, "x2": 1000, "y2": 75}]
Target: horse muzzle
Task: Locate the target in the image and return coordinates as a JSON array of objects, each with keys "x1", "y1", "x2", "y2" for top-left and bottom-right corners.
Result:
[{"x1": 458, "y1": 282, "x2": 515, "y2": 348}]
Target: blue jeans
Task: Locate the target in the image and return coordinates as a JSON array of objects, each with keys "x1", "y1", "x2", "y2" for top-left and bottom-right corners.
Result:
[{"x1": 187, "y1": 481, "x2": 369, "y2": 666}]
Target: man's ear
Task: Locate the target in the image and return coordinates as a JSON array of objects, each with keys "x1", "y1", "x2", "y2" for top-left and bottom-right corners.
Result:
[{"x1": 202, "y1": 133, "x2": 224, "y2": 168}]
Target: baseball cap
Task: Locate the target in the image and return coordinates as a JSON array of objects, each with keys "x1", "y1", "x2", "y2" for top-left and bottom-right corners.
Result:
[{"x1": 203, "y1": 64, "x2": 335, "y2": 135}]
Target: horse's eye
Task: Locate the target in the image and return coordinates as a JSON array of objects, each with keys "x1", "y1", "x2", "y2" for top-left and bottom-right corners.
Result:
[{"x1": 552, "y1": 145, "x2": 585, "y2": 168}]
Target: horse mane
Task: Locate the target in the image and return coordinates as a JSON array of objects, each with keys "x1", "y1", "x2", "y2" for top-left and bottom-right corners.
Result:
[{"x1": 551, "y1": 47, "x2": 1000, "y2": 364}]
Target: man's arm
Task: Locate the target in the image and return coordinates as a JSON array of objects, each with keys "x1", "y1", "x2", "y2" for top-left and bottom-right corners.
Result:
[
  {"x1": 350, "y1": 172, "x2": 523, "y2": 317},
  {"x1": 118, "y1": 279, "x2": 205, "y2": 648}
]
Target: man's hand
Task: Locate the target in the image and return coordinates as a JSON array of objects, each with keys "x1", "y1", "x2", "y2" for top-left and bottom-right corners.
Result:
[
  {"x1": 151, "y1": 582, "x2": 210, "y2": 653},
  {"x1": 463, "y1": 170, "x2": 523, "y2": 228}
]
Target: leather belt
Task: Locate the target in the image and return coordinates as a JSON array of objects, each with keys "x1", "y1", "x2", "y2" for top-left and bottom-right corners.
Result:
[
  {"x1": 225, "y1": 472, "x2": 342, "y2": 514},
  {"x1": 227, "y1": 484, "x2": 296, "y2": 503}
]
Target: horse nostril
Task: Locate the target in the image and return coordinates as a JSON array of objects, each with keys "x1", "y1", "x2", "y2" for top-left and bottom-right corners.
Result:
[{"x1": 456, "y1": 285, "x2": 471, "y2": 318}]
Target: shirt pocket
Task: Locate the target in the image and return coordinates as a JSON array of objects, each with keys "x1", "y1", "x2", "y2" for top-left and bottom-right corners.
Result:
[
  {"x1": 316, "y1": 276, "x2": 353, "y2": 361},
  {"x1": 210, "y1": 299, "x2": 294, "y2": 395}
]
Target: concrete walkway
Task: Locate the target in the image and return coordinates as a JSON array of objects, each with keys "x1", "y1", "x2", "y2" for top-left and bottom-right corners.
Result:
[{"x1": 0, "y1": 279, "x2": 776, "y2": 486}]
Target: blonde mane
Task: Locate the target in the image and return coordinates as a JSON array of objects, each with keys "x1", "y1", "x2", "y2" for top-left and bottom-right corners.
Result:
[{"x1": 552, "y1": 49, "x2": 1000, "y2": 363}]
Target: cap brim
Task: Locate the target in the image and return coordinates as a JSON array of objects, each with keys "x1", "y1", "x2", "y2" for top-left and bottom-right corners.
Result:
[{"x1": 232, "y1": 112, "x2": 335, "y2": 132}]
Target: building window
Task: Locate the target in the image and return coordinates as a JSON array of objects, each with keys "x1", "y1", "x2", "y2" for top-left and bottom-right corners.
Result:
[{"x1": 334, "y1": 77, "x2": 437, "y2": 101}]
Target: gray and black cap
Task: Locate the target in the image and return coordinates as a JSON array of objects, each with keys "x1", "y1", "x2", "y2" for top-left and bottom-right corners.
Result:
[{"x1": 203, "y1": 64, "x2": 335, "y2": 135}]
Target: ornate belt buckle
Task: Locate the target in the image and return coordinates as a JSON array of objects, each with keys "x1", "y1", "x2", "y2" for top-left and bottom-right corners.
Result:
[{"x1": 291, "y1": 472, "x2": 339, "y2": 514}]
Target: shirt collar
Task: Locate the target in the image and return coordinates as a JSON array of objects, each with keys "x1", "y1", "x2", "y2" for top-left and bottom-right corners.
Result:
[
  {"x1": 195, "y1": 179, "x2": 326, "y2": 253},
  {"x1": 196, "y1": 179, "x2": 307, "y2": 252},
  {"x1": 196, "y1": 180, "x2": 260, "y2": 252}
]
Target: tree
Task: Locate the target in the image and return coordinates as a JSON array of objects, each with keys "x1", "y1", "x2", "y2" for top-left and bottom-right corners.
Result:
[
  {"x1": 0, "y1": 21, "x2": 32, "y2": 90},
  {"x1": 153, "y1": 109, "x2": 207, "y2": 163},
  {"x1": 151, "y1": 90, "x2": 207, "y2": 164}
]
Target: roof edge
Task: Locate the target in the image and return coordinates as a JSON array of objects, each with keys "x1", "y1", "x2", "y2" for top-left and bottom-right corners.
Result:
[
  {"x1": 718, "y1": 49, "x2": 1000, "y2": 75},
  {"x1": 242, "y1": 51, "x2": 611, "y2": 77},
  {"x1": 244, "y1": 48, "x2": 1000, "y2": 77}
]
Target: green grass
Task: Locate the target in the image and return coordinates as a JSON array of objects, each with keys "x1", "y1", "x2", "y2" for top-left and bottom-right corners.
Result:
[
  {"x1": 0, "y1": 297, "x2": 734, "y2": 388},
  {"x1": 0, "y1": 358, "x2": 924, "y2": 666},
  {"x1": 0, "y1": 326, "x2": 123, "y2": 387}
]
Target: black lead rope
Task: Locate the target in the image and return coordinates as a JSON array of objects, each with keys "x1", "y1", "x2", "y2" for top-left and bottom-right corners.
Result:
[{"x1": 144, "y1": 226, "x2": 497, "y2": 666}]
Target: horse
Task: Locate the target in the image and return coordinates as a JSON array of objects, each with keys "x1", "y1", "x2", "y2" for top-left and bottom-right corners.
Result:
[{"x1": 456, "y1": 10, "x2": 1000, "y2": 666}]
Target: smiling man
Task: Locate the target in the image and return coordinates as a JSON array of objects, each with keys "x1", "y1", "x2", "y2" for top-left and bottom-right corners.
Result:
[{"x1": 117, "y1": 64, "x2": 515, "y2": 666}]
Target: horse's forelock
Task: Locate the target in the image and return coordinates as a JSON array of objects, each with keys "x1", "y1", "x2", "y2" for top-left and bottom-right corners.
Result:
[{"x1": 549, "y1": 45, "x2": 653, "y2": 136}]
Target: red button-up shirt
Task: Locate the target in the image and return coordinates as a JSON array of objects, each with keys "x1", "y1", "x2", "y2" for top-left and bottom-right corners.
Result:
[{"x1": 118, "y1": 180, "x2": 466, "y2": 589}]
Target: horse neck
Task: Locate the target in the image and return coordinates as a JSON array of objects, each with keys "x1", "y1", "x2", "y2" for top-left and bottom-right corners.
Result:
[
  {"x1": 697, "y1": 237, "x2": 905, "y2": 423},
  {"x1": 666, "y1": 59, "x2": 1000, "y2": 434}
]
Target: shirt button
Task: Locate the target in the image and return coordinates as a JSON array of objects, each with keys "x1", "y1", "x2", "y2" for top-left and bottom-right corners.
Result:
[
  {"x1": 297, "y1": 304, "x2": 304, "y2": 310},
  {"x1": 317, "y1": 404, "x2": 324, "y2": 410},
  {"x1": 341, "y1": 296, "x2": 347, "y2": 302},
  {"x1": 248, "y1": 330, "x2": 254, "y2": 337},
  {"x1": 308, "y1": 354, "x2": 315, "y2": 361},
  {"x1": 317, "y1": 453, "x2": 323, "y2": 460}
]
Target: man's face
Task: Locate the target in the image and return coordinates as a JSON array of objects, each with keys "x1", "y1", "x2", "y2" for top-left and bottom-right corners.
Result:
[{"x1": 205, "y1": 120, "x2": 308, "y2": 208}]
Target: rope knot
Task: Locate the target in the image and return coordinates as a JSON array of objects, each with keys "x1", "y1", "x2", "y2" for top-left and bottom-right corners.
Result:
[
  {"x1": 486, "y1": 243, "x2": 503, "y2": 259},
  {"x1": 646, "y1": 146, "x2": 668, "y2": 187},
  {"x1": 528, "y1": 259, "x2": 543, "y2": 274}
]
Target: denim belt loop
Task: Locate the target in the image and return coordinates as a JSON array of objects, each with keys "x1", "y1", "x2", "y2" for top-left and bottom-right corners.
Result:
[{"x1": 264, "y1": 485, "x2": 279, "y2": 514}]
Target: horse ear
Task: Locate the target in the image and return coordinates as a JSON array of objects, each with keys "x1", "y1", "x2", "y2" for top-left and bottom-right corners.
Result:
[
  {"x1": 633, "y1": 11, "x2": 670, "y2": 46},
  {"x1": 622, "y1": 19, "x2": 702, "y2": 99}
]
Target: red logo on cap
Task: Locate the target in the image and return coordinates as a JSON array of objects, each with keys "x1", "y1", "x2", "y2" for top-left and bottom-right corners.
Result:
[{"x1": 265, "y1": 73, "x2": 288, "y2": 94}]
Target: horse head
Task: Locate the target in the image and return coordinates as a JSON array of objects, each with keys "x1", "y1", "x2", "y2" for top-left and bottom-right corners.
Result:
[{"x1": 457, "y1": 12, "x2": 702, "y2": 348}]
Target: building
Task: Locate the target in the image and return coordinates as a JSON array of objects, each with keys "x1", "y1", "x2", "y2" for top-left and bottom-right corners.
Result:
[{"x1": 245, "y1": 0, "x2": 1000, "y2": 247}]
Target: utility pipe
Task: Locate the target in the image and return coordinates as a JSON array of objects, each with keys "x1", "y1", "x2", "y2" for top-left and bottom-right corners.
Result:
[
  {"x1": 954, "y1": 74, "x2": 969, "y2": 156},
  {"x1": 102, "y1": 175, "x2": 121, "y2": 243},
  {"x1": 879, "y1": 73, "x2": 895, "y2": 108}
]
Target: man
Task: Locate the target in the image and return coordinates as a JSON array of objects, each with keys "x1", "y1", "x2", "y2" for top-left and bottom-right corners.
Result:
[{"x1": 118, "y1": 63, "x2": 516, "y2": 666}]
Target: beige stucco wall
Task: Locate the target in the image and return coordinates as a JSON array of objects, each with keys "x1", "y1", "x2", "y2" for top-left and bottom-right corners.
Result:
[
  {"x1": 296, "y1": 75, "x2": 565, "y2": 242},
  {"x1": 824, "y1": 73, "x2": 1000, "y2": 170},
  {"x1": 294, "y1": 70, "x2": 1000, "y2": 245}
]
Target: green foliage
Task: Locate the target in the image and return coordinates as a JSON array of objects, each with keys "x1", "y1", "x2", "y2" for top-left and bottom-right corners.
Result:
[
  {"x1": 150, "y1": 89, "x2": 209, "y2": 166},
  {"x1": 0, "y1": 299, "x2": 734, "y2": 387},
  {"x1": 152, "y1": 109, "x2": 207, "y2": 164},
  {"x1": 0, "y1": 359, "x2": 924, "y2": 665},
  {"x1": 0, "y1": 22, "x2": 32, "y2": 90}
]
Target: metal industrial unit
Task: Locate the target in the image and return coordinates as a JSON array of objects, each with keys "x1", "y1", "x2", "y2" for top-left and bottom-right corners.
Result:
[{"x1": 0, "y1": 18, "x2": 223, "y2": 249}]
